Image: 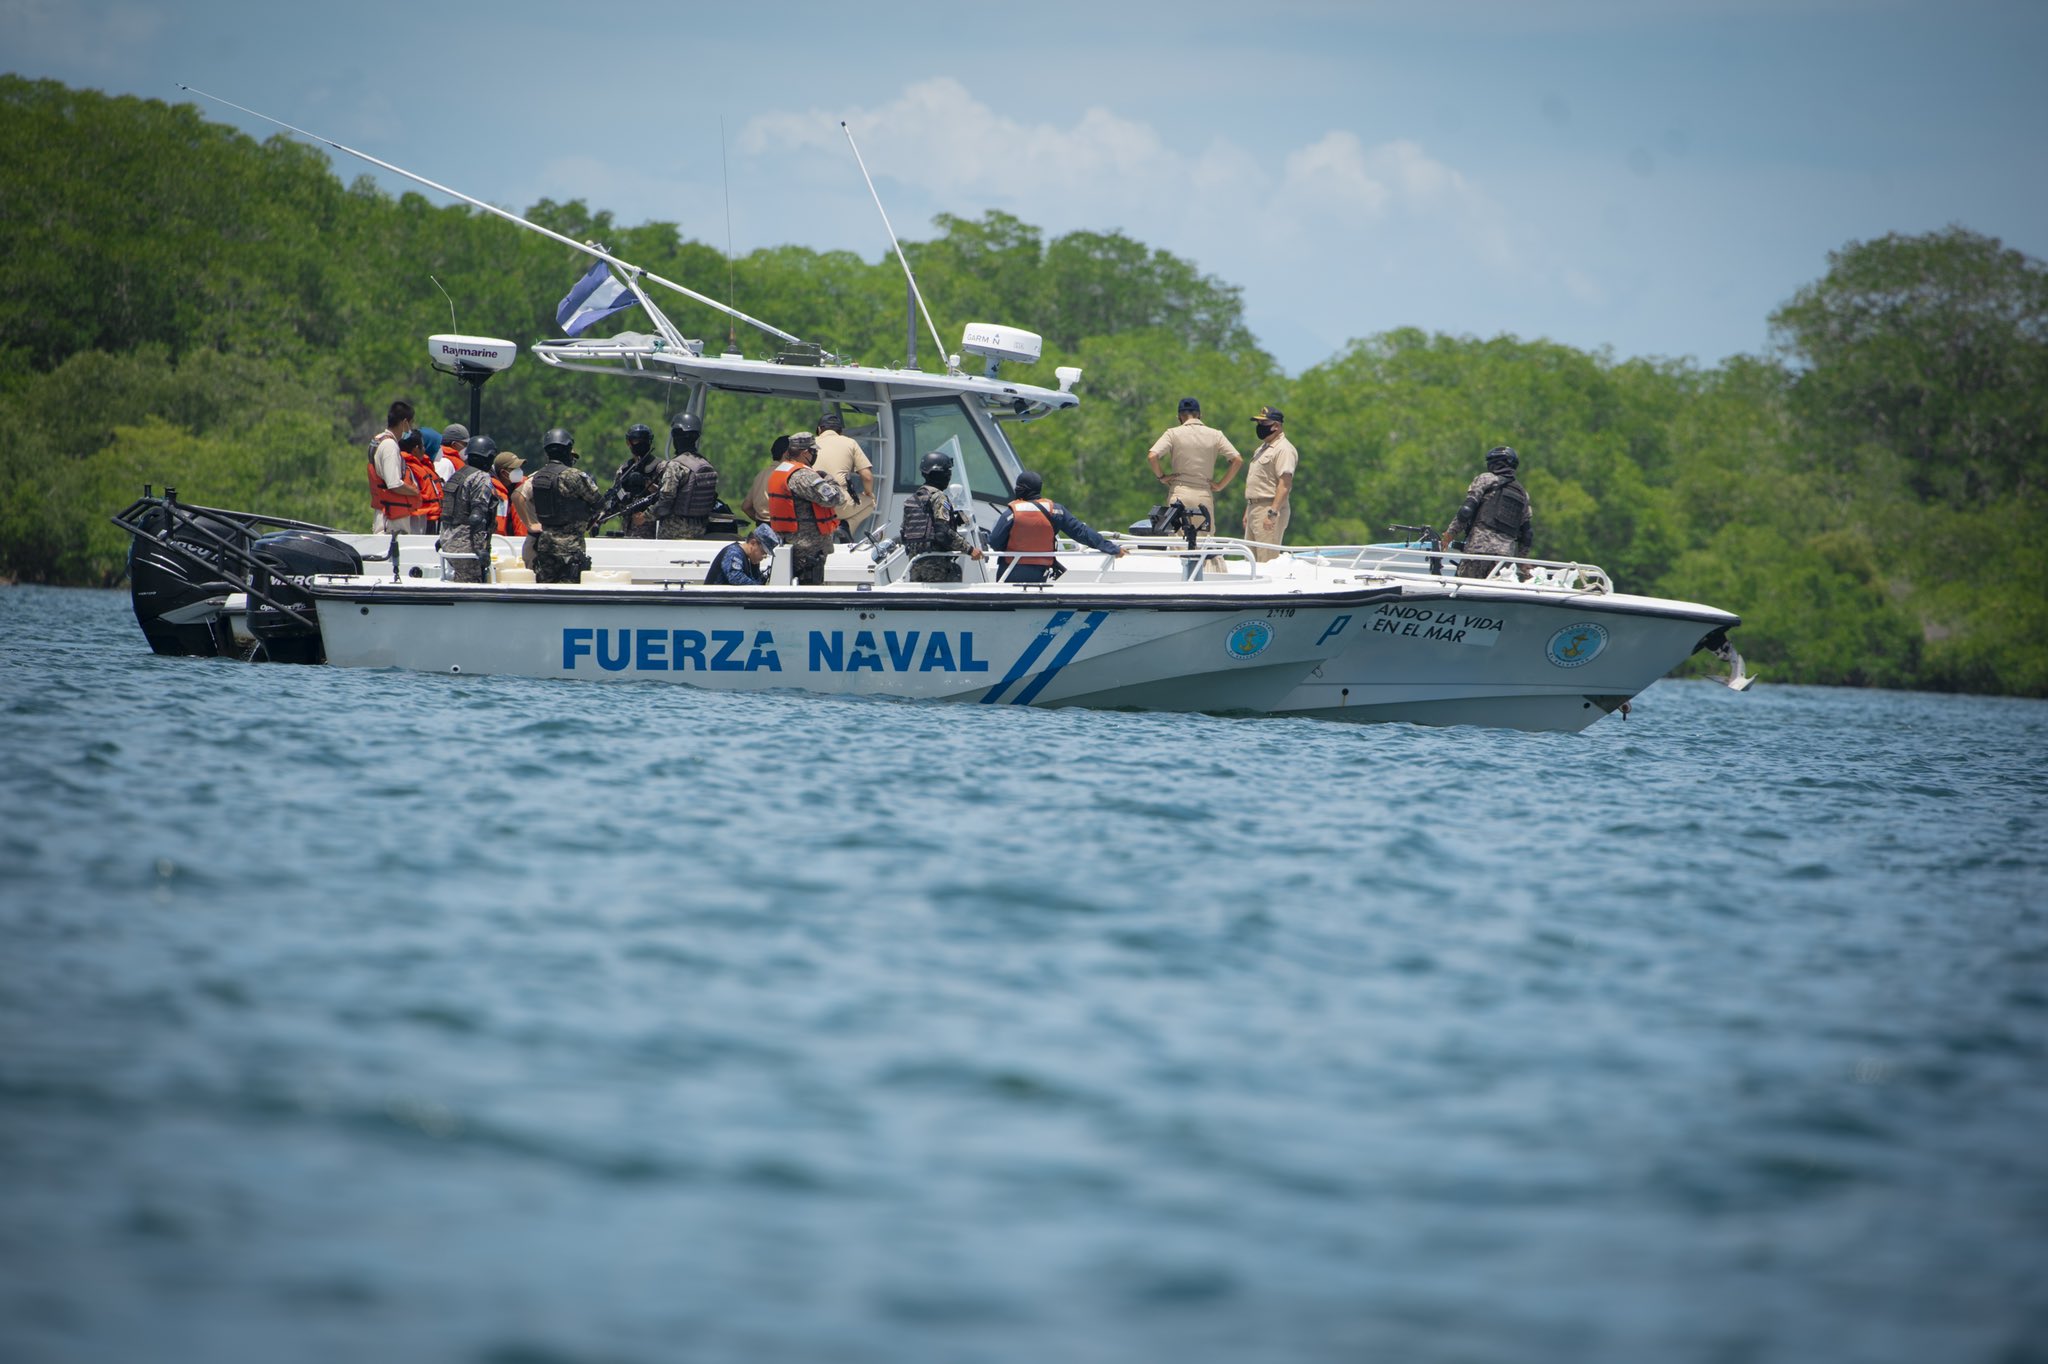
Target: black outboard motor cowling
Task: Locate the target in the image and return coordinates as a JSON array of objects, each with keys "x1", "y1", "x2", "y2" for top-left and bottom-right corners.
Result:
[
  {"x1": 127, "y1": 504, "x2": 254, "y2": 657},
  {"x1": 244, "y1": 531, "x2": 362, "y2": 664}
]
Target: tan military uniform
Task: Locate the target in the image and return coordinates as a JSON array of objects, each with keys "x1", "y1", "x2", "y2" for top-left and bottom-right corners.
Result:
[
  {"x1": 1243, "y1": 433, "x2": 1299, "y2": 561},
  {"x1": 813, "y1": 429, "x2": 876, "y2": 535},
  {"x1": 742, "y1": 467, "x2": 774, "y2": 525},
  {"x1": 1148, "y1": 419, "x2": 1239, "y2": 535}
]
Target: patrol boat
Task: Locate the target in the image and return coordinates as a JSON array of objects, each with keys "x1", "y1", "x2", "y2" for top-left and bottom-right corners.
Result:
[{"x1": 114, "y1": 91, "x2": 1746, "y2": 728}]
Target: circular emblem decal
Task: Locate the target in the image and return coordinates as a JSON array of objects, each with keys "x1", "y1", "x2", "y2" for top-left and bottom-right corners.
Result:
[
  {"x1": 1226, "y1": 620, "x2": 1274, "y2": 660},
  {"x1": 1546, "y1": 622, "x2": 1609, "y2": 669}
]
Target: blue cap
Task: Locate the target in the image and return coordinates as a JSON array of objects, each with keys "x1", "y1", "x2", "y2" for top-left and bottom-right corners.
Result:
[
  {"x1": 750, "y1": 524, "x2": 782, "y2": 549},
  {"x1": 1177, "y1": 396, "x2": 1201, "y2": 413}
]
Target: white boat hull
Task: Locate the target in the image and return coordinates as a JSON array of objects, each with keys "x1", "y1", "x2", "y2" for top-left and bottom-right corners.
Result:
[
  {"x1": 1277, "y1": 584, "x2": 1738, "y2": 732},
  {"x1": 310, "y1": 582, "x2": 1399, "y2": 714}
]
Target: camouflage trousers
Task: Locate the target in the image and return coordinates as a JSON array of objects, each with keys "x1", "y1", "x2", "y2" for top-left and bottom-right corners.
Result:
[
  {"x1": 657, "y1": 517, "x2": 709, "y2": 541},
  {"x1": 907, "y1": 550, "x2": 963, "y2": 583},
  {"x1": 440, "y1": 531, "x2": 486, "y2": 583},
  {"x1": 623, "y1": 513, "x2": 656, "y2": 539},
  {"x1": 1455, "y1": 527, "x2": 1520, "y2": 580},
  {"x1": 791, "y1": 532, "x2": 830, "y2": 586},
  {"x1": 532, "y1": 530, "x2": 592, "y2": 584}
]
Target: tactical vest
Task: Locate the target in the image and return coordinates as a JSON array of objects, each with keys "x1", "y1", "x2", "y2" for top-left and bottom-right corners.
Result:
[
  {"x1": 1004, "y1": 499, "x2": 1058, "y2": 566},
  {"x1": 1478, "y1": 476, "x2": 1529, "y2": 538},
  {"x1": 767, "y1": 462, "x2": 839, "y2": 538},
  {"x1": 898, "y1": 485, "x2": 946, "y2": 547},
  {"x1": 529, "y1": 461, "x2": 587, "y2": 529},
  {"x1": 441, "y1": 467, "x2": 495, "y2": 539},
  {"x1": 664, "y1": 453, "x2": 720, "y2": 520}
]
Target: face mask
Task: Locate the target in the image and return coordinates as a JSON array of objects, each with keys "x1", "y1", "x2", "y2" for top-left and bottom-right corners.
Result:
[{"x1": 1255, "y1": 422, "x2": 1275, "y2": 440}]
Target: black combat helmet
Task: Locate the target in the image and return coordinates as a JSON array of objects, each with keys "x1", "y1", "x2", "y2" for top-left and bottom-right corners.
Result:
[
  {"x1": 1486, "y1": 444, "x2": 1519, "y2": 472},
  {"x1": 466, "y1": 434, "x2": 498, "y2": 465},
  {"x1": 671, "y1": 414, "x2": 702, "y2": 452},
  {"x1": 1013, "y1": 469, "x2": 1044, "y2": 499},
  {"x1": 919, "y1": 449, "x2": 955, "y2": 486},
  {"x1": 625, "y1": 423, "x2": 653, "y2": 454},
  {"x1": 543, "y1": 428, "x2": 576, "y2": 460}
]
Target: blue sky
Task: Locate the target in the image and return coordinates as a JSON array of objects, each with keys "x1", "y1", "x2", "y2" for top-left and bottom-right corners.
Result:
[{"x1": 7, "y1": 0, "x2": 2043, "y2": 374}]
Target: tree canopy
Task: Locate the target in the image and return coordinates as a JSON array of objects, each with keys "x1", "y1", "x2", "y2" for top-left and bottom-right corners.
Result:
[{"x1": 3, "y1": 76, "x2": 2042, "y2": 696}]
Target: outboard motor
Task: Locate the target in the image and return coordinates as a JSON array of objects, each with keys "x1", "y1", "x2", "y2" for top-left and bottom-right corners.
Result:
[
  {"x1": 244, "y1": 531, "x2": 362, "y2": 664},
  {"x1": 707, "y1": 500, "x2": 742, "y2": 541},
  {"x1": 126, "y1": 502, "x2": 255, "y2": 657}
]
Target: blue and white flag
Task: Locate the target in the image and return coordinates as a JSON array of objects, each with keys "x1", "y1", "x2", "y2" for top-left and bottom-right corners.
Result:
[{"x1": 556, "y1": 260, "x2": 634, "y2": 336}]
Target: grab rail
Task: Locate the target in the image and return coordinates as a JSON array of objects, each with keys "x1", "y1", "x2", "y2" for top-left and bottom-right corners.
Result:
[{"x1": 110, "y1": 488, "x2": 328, "y2": 629}]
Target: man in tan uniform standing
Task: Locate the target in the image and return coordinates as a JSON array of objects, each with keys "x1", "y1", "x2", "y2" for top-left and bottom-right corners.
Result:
[
  {"x1": 813, "y1": 412, "x2": 876, "y2": 538},
  {"x1": 1146, "y1": 396, "x2": 1242, "y2": 540},
  {"x1": 1242, "y1": 404, "x2": 1298, "y2": 561}
]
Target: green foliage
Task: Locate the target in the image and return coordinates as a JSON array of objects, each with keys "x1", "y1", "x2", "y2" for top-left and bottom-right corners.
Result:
[
  {"x1": 1771, "y1": 226, "x2": 2048, "y2": 503},
  {"x1": 2, "y1": 78, "x2": 2042, "y2": 697}
]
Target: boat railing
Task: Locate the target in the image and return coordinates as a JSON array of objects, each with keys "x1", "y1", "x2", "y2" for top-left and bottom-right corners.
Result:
[
  {"x1": 1299, "y1": 543, "x2": 1614, "y2": 593},
  {"x1": 110, "y1": 487, "x2": 334, "y2": 629}
]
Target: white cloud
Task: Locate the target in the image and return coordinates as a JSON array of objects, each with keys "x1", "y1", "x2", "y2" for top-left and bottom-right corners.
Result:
[{"x1": 738, "y1": 76, "x2": 1644, "y2": 369}]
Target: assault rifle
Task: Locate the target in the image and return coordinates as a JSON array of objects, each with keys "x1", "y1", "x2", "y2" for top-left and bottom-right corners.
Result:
[
  {"x1": 589, "y1": 454, "x2": 662, "y2": 535},
  {"x1": 588, "y1": 486, "x2": 657, "y2": 536}
]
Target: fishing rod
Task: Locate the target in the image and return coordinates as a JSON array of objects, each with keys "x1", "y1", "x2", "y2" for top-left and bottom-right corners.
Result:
[{"x1": 176, "y1": 84, "x2": 810, "y2": 351}]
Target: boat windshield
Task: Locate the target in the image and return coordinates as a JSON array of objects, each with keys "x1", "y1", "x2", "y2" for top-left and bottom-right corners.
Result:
[{"x1": 892, "y1": 396, "x2": 1009, "y2": 507}]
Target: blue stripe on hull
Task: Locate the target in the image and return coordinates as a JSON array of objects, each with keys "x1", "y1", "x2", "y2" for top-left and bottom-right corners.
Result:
[
  {"x1": 980, "y1": 611, "x2": 1075, "y2": 704},
  {"x1": 1011, "y1": 611, "x2": 1109, "y2": 705}
]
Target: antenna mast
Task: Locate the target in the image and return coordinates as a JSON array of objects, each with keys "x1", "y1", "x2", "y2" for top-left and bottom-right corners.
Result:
[
  {"x1": 178, "y1": 84, "x2": 813, "y2": 352},
  {"x1": 841, "y1": 121, "x2": 950, "y2": 373}
]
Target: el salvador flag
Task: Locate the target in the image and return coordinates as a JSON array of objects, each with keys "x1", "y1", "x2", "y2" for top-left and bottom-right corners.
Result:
[{"x1": 556, "y1": 260, "x2": 634, "y2": 336}]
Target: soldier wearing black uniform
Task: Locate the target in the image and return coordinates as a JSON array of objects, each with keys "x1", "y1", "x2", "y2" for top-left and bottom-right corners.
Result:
[
  {"x1": 897, "y1": 449, "x2": 983, "y2": 583},
  {"x1": 528, "y1": 428, "x2": 603, "y2": 584},
  {"x1": 654, "y1": 415, "x2": 719, "y2": 540},
  {"x1": 1444, "y1": 444, "x2": 1535, "y2": 580}
]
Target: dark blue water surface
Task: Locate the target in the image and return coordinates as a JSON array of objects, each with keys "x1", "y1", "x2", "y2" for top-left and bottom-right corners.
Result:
[{"x1": 3, "y1": 584, "x2": 2045, "y2": 1364}]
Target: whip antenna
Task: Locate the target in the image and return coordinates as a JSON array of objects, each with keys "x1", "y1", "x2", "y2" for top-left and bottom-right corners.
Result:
[
  {"x1": 720, "y1": 117, "x2": 738, "y2": 354},
  {"x1": 429, "y1": 275, "x2": 457, "y2": 332},
  {"x1": 842, "y1": 120, "x2": 949, "y2": 372},
  {"x1": 176, "y1": 83, "x2": 811, "y2": 350}
]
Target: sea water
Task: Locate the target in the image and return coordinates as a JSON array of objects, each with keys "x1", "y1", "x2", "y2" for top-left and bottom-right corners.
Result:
[{"x1": 2, "y1": 585, "x2": 2043, "y2": 1364}]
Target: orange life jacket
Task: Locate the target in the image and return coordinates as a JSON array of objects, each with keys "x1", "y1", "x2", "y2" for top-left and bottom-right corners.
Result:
[
  {"x1": 1006, "y1": 498, "x2": 1058, "y2": 566},
  {"x1": 366, "y1": 432, "x2": 420, "y2": 519},
  {"x1": 767, "y1": 461, "x2": 839, "y2": 538},
  {"x1": 404, "y1": 449, "x2": 444, "y2": 522},
  {"x1": 493, "y1": 477, "x2": 530, "y2": 536}
]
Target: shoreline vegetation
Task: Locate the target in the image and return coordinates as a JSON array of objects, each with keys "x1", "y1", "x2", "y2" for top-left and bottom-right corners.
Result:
[{"x1": 3, "y1": 76, "x2": 2042, "y2": 696}]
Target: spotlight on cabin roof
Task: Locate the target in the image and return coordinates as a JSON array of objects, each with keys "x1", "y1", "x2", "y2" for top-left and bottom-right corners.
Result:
[{"x1": 960, "y1": 323, "x2": 1041, "y2": 377}]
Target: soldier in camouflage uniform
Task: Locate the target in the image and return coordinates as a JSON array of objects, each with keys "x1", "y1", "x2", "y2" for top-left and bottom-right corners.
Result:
[
  {"x1": 527, "y1": 428, "x2": 604, "y2": 584},
  {"x1": 1444, "y1": 444, "x2": 1535, "y2": 580},
  {"x1": 654, "y1": 415, "x2": 719, "y2": 540},
  {"x1": 613, "y1": 424, "x2": 663, "y2": 539},
  {"x1": 766, "y1": 433, "x2": 844, "y2": 585},
  {"x1": 897, "y1": 448, "x2": 983, "y2": 583},
  {"x1": 438, "y1": 434, "x2": 502, "y2": 583}
]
